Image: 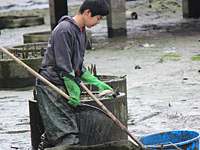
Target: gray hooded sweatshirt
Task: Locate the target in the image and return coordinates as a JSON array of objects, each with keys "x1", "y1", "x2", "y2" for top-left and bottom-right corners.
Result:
[{"x1": 40, "y1": 15, "x2": 87, "y2": 85}]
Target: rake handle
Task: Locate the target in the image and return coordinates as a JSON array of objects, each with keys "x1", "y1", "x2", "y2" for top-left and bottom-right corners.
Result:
[{"x1": 80, "y1": 82, "x2": 146, "y2": 148}]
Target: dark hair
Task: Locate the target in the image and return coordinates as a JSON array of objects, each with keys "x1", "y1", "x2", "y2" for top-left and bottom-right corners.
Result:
[{"x1": 79, "y1": 0, "x2": 110, "y2": 17}]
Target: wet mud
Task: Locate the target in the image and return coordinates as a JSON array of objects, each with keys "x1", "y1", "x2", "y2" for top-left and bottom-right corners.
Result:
[{"x1": 0, "y1": 0, "x2": 200, "y2": 149}]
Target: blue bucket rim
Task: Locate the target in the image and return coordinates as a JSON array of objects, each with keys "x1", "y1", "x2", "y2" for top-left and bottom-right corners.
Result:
[{"x1": 139, "y1": 130, "x2": 200, "y2": 148}]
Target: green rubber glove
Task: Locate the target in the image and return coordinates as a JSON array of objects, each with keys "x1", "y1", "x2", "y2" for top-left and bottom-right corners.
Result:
[
  {"x1": 80, "y1": 70, "x2": 113, "y2": 92},
  {"x1": 61, "y1": 71, "x2": 80, "y2": 107}
]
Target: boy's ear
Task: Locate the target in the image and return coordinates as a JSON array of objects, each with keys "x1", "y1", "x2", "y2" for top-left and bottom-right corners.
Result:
[{"x1": 84, "y1": 9, "x2": 90, "y2": 16}]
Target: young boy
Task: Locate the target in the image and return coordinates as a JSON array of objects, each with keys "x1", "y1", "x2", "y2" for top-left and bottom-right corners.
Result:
[{"x1": 36, "y1": 0, "x2": 112, "y2": 149}]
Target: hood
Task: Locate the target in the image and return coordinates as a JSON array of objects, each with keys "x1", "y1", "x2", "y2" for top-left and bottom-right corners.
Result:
[
  {"x1": 58, "y1": 15, "x2": 83, "y2": 32},
  {"x1": 58, "y1": 15, "x2": 75, "y2": 24}
]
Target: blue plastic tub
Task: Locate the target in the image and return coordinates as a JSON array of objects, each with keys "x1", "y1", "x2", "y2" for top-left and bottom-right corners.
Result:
[{"x1": 139, "y1": 130, "x2": 200, "y2": 149}]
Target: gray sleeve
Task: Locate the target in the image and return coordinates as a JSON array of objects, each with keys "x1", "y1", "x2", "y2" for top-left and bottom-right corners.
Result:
[{"x1": 53, "y1": 28, "x2": 74, "y2": 74}]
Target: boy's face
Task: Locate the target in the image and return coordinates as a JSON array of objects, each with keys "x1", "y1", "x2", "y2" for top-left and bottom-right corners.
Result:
[{"x1": 83, "y1": 10, "x2": 103, "y2": 28}]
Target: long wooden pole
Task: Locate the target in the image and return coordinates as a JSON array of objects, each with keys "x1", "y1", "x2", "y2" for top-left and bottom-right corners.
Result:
[
  {"x1": 0, "y1": 46, "x2": 146, "y2": 149},
  {"x1": 80, "y1": 82, "x2": 146, "y2": 148},
  {"x1": 0, "y1": 46, "x2": 70, "y2": 100}
]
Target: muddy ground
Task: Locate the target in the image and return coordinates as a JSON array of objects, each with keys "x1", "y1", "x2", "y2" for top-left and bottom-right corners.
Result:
[{"x1": 0, "y1": 0, "x2": 200, "y2": 149}]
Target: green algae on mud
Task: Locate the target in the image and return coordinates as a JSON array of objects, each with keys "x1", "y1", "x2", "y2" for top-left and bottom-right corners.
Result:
[
  {"x1": 191, "y1": 56, "x2": 200, "y2": 61},
  {"x1": 158, "y1": 53, "x2": 181, "y2": 62},
  {"x1": 163, "y1": 53, "x2": 181, "y2": 58}
]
